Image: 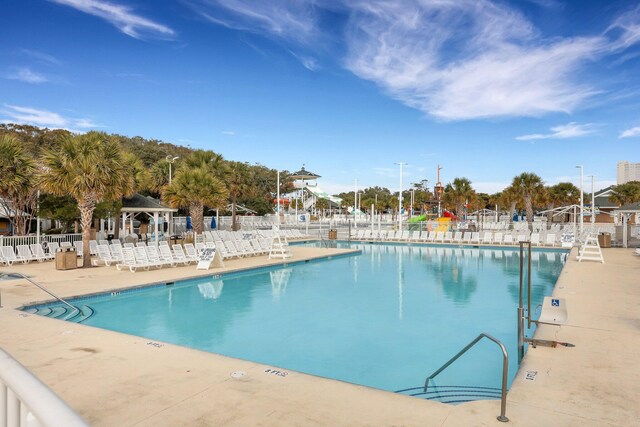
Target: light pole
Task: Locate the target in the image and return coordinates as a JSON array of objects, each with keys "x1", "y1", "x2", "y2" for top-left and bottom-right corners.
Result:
[
  {"x1": 576, "y1": 165, "x2": 583, "y2": 234},
  {"x1": 395, "y1": 162, "x2": 406, "y2": 232},
  {"x1": 410, "y1": 189, "x2": 415, "y2": 218},
  {"x1": 166, "y1": 155, "x2": 179, "y2": 184},
  {"x1": 276, "y1": 170, "x2": 281, "y2": 225},
  {"x1": 591, "y1": 175, "x2": 595, "y2": 225}
]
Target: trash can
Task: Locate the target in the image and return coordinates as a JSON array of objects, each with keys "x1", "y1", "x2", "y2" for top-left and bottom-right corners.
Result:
[
  {"x1": 55, "y1": 248, "x2": 77, "y2": 270},
  {"x1": 328, "y1": 229, "x2": 338, "y2": 240},
  {"x1": 598, "y1": 232, "x2": 611, "y2": 248}
]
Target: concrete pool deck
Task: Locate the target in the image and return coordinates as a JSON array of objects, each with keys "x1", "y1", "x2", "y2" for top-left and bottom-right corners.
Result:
[{"x1": 0, "y1": 245, "x2": 639, "y2": 426}]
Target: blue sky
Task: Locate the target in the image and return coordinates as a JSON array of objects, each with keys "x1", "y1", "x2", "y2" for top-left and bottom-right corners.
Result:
[{"x1": 2, "y1": 0, "x2": 640, "y2": 195}]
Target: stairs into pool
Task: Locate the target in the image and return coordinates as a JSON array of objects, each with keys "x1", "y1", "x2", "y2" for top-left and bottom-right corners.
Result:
[
  {"x1": 25, "y1": 305, "x2": 95, "y2": 323},
  {"x1": 395, "y1": 385, "x2": 503, "y2": 404}
]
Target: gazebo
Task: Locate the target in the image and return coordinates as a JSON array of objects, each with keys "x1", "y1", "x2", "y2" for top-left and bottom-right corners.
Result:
[
  {"x1": 290, "y1": 165, "x2": 321, "y2": 214},
  {"x1": 120, "y1": 193, "x2": 178, "y2": 244},
  {"x1": 613, "y1": 202, "x2": 640, "y2": 248}
]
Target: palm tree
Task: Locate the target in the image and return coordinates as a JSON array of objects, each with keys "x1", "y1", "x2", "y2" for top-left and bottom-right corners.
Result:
[
  {"x1": 512, "y1": 173, "x2": 544, "y2": 228},
  {"x1": 227, "y1": 161, "x2": 250, "y2": 230},
  {"x1": 609, "y1": 181, "x2": 640, "y2": 206},
  {"x1": 443, "y1": 177, "x2": 475, "y2": 218},
  {"x1": 40, "y1": 132, "x2": 132, "y2": 267},
  {"x1": 0, "y1": 134, "x2": 38, "y2": 235},
  {"x1": 544, "y1": 183, "x2": 579, "y2": 222},
  {"x1": 163, "y1": 167, "x2": 228, "y2": 234},
  {"x1": 499, "y1": 186, "x2": 519, "y2": 223}
]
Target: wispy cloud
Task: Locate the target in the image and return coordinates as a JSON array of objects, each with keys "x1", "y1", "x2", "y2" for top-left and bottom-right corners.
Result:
[
  {"x1": 191, "y1": 0, "x2": 640, "y2": 121},
  {"x1": 516, "y1": 122, "x2": 597, "y2": 141},
  {"x1": 49, "y1": 0, "x2": 175, "y2": 40},
  {"x1": 619, "y1": 126, "x2": 640, "y2": 138},
  {"x1": 20, "y1": 49, "x2": 61, "y2": 66},
  {"x1": 5, "y1": 67, "x2": 48, "y2": 84},
  {"x1": 189, "y1": 0, "x2": 318, "y2": 44},
  {"x1": 0, "y1": 104, "x2": 101, "y2": 132},
  {"x1": 221, "y1": 130, "x2": 235, "y2": 136}
]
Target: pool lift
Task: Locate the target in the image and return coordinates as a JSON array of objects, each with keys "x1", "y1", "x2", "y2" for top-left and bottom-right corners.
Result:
[{"x1": 517, "y1": 241, "x2": 573, "y2": 364}]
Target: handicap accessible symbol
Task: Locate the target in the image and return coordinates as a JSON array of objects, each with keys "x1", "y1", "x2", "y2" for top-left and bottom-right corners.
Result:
[{"x1": 552, "y1": 299, "x2": 560, "y2": 307}]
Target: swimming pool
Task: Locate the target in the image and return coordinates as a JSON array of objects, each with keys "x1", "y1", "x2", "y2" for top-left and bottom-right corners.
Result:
[{"x1": 28, "y1": 243, "x2": 565, "y2": 402}]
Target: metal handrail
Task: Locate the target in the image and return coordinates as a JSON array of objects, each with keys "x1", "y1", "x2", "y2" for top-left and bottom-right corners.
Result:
[
  {"x1": 423, "y1": 333, "x2": 509, "y2": 422},
  {"x1": 7, "y1": 272, "x2": 82, "y2": 320}
]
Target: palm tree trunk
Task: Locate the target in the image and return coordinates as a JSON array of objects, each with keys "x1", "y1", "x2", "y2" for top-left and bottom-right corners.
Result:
[
  {"x1": 546, "y1": 203, "x2": 554, "y2": 223},
  {"x1": 232, "y1": 191, "x2": 237, "y2": 231},
  {"x1": 524, "y1": 196, "x2": 534, "y2": 230},
  {"x1": 190, "y1": 202, "x2": 204, "y2": 234},
  {"x1": 509, "y1": 201, "x2": 516, "y2": 224},
  {"x1": 78, "y1": 197, "x2": 95, "y2": 268}
]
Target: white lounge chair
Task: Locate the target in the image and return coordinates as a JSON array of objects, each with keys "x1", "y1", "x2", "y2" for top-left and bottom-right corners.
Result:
[
  {"x1": 452, "y1": 231, "x2": 463, "y2": 243},
  {"x1": 493, "y1": 232, "x2": 504, "y2": 245},
  {"x1": 530, "y1": 233, "x2": 541, "y2": 246},
  {"x1": 481, "y1": 232, "x2": 493, "y2": 245},
  {"x1": 133, "y1": 247, "x2": 162, "y2": 269},
  {"x1": 30, "y1": 243, "x2": 54, "y2": 261},
  {"x1": 1, "y1": 246, "x2": 24, "y2": 265},
  {"x1": 93, "y1": 244, "x2": 117, "y2": 266},
  {"x1": 116, "y1": 247, "x2": 150, "y2": 272},
  {"x1": 544, "y1": 233, "x2": 557, "y2": 247},
  {"x1": 146, "y1": 245, "x2": 175, "y2": 267},
  {"x1": 503, "y1": 234, "x2": 514, "y2": 245},
  {"x1": 172, "y1": 244, "x2": 196, "y2": 264},
  {"x1": 16, "y1": 245, "x2": 39, "y2": 263}
]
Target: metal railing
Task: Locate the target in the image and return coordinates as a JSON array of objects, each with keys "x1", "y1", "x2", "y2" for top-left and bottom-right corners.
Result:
[
  {"x1": 423, "y1": 333, "x2": 509, "y2": 422},
  {"x1": 7, "y1": 273, "x2": 82, "y2": 320},
  {"x1": 0, "y1": 347, "x2": 88, "y2": 427}
]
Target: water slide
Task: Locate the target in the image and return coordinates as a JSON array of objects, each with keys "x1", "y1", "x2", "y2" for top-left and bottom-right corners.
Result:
[{"x1": 304, "y1": 185, "x2": 342, "y2": 206}]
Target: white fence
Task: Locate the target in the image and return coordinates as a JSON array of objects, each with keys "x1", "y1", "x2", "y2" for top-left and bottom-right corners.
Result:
[
  {"x1": 0, "y1": 234, "x2": 82, "y2": 251},
  {"x1": 0, "y1": 347, "x2": 87, "y2": 426}
]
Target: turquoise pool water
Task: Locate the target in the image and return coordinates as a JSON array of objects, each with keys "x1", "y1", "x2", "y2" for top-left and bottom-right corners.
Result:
[{"x1": 32, "y1": 243, "x2": 565, "y2": 399}]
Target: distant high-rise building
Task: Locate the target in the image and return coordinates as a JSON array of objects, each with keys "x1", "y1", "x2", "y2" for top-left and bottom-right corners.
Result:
[{"x1": 617, "y1": 161, "x2": 640, "y2": 184}]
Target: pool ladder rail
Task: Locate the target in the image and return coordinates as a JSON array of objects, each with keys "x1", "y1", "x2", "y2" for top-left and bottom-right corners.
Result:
[
  {"x1": 422, "y1": 333, "x2": 510, "y2": 422},
  {"x1": 2, "y1": 272, "x2": 88, "y2": 322}
]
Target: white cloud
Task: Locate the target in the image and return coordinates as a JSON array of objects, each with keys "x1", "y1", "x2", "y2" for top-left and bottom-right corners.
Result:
[
  {"x1": 619, "y1": 126, "x2": 640, "y2": 138},
  {"x1": 5, "y1": 67, "x2": 48, "y2": 84},
  {"x1": 20, "y1": 49, "x2": 61, "y2": 65},
  {"x1": 515, "y1": 122, "x2": 597, "y2": 141},
  {"x1": 344, "y1": 0, "x2": 606, "y2": 120},
  {"x1": 191, "y1": 0, "x2": 318, "y2": 44},
  {"x1": 192, "y1": 0, "x2": 640, "y2": 121},
  {"x1": 221, "y1": 130, "x2": 235, "y2": 136},
  {"x1": 1, "y1": 104, "x2": 101, "y2": 132},
  {"x1": 49, "y1": 0, "x2": 175, "y2": 40}
]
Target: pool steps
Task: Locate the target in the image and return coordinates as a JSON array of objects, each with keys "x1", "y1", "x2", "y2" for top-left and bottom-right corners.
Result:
[
  {"x1": 395, "y1": 385, "x2": 503, "y2": 404},
  {"x1": 27, "y1": 305, "x2": 95, "y2": 323}
]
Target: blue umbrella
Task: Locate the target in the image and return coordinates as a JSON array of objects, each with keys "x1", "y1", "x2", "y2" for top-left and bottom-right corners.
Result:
[
  {"x1": 186, "y1": 216, "x2": 192, "y2": 230},
  {"x1": 210, "y1": 216, "x2": 217, "y2": 229}
]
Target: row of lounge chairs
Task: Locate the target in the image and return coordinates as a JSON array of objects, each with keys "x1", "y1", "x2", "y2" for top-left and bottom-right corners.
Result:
[
  {"x1": 0, "y1": 243, "x2": 62, "y2": 265},
  {"x1": 351, "y1": 230, "x2": 562, "y2": 247},
  {"x1": 199, "y1": 228, "x2": 309, "y2": 243}
]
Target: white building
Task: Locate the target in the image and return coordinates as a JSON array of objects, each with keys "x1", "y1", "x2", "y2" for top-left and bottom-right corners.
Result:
[{"x1": 617, "y1": 161, "x2": 640, "y2": 184}]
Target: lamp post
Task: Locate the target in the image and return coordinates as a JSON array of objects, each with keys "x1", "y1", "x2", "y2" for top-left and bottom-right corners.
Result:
[
  {"x1": 277, "y1": 170, "x2": 281, "y2": 225},
  {"x1": 410, "y1": 189, "x2": 415, "y2": 218},
  {"x1": 576, "y1": 165, "x2": 583, "y2": 234},
  {"x1": 395, "y1": 162, "x2": 406, "y2": 232},
  {"x1": 166, "y1": 155, "x2": 179, "y2": 184},
  {"x1": 591, "y1": 175, "x2": 595, "y2": 225}
]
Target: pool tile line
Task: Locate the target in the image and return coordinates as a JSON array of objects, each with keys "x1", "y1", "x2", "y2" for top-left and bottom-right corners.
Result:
[{"x1": 19, "y1": 249, "x2": 362, "y2": 311}]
